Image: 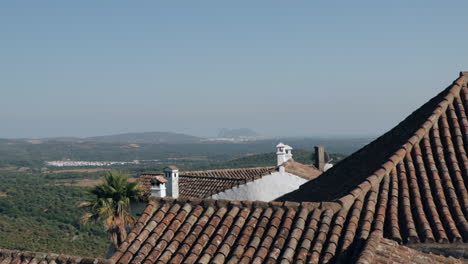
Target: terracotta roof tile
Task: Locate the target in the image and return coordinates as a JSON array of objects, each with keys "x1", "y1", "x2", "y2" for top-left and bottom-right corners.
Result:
[
  {"x1": 111, "y1": 198, "x2": 346, "y2": 263},
  {"x1": 113, "y1": 195, "x2": 461, "y2": 263}
]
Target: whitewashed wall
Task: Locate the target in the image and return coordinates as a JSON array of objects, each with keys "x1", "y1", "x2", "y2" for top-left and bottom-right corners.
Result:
[{"x1": 210, "y1": 171, "x2": 307, "y2": 201}]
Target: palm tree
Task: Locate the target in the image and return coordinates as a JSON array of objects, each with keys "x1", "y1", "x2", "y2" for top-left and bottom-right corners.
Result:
[{"x1": 79, "y1": 171, "x2": 143, "y2": 248}]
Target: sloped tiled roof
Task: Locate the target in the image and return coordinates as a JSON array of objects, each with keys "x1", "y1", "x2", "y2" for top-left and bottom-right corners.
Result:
[
  {"x1": 140, "y1": 167, "x2": 275, "y2": 199},
  {"x1": 283, "y1": 159, "x2": 323, "y2": 180},
  {"x1": 280, "y1": 73, "x2": 468, "y2": 244},
  {"x1": 140, "y1": 161, "x2": 321, "y2": 199},
  {"x1": 109, "y1": 198, "x2": 344, "y2": 263},
  {"x1": 0, "y1": 248, "x2": 110, "y2": 264},
  {"x1": 110, "y1": 197, "x2": 458, "y2": 264},
  {"x1": 113, "y1": 73, "x2": 468, "y2": 263}
]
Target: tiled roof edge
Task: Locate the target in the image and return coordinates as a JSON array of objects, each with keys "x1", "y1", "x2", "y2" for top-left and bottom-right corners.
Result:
[
  {"x1": 337, "y1": 75, "x2": 466, "y2": 210},
  {"x1": 109, "y1": 197, "x2": 342, "y2": 262},
  {"x1": 146, "y1": 196, "x2": 342, "y2": 212},
  {"x1": 0, "y1": 248, "x2": 112, "y2": 264}
]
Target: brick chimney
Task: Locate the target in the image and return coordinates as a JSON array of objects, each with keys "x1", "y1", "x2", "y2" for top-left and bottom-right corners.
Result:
[
  {"x1": 163, "y1": 166, "x2": 179, "y2": 198},
  {"x1": 314, "y1": 145, "x2": 325, "y2": 171}
]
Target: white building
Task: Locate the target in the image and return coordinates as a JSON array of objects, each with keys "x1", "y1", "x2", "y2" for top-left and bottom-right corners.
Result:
[{"x1": 138, "y1": 143, "x2": 332, "y2": 203}]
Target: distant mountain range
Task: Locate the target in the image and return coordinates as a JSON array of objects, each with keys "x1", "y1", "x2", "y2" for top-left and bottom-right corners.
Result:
[
  {"x1": 1, "y1": 132, "x2": 373, "y2": 155},
  {"x1": 9, "y1": 132, "x2": 203, "y2": 144},
  {"x1": 3, "y1": 129, "x2": 262, "y2": 144}
]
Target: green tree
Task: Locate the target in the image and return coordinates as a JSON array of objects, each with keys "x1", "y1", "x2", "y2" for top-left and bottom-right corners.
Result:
[{"x1": 79, "y1": 171, "x2": 142, "y2": 248}]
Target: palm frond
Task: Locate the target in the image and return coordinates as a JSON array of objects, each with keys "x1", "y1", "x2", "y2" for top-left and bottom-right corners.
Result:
[{"x1": 78, "y1": 171, "x2": 144, "y2": 248}]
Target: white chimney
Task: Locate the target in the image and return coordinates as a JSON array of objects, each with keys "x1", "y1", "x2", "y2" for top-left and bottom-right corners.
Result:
[
  {"x1": 285, "y1": 145, "x2": 293, "y2": 161},
  {"x1": 150, "y1": 175, "x2": 167, "y2": 197},
  {"x1": 163, "y1": 166, "x2": 179, "y2": 198},
  {"x1": 276, "y1": 142, "x2": 287, "y2": 166},
  {"x1": 276, "y1": 143, "x2": 293, "y2": 167}
]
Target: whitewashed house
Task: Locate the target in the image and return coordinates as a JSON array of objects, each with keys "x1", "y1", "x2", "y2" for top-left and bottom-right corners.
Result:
[{"x1": 137, "y1": 144, "x2": 332, "y2": 203}]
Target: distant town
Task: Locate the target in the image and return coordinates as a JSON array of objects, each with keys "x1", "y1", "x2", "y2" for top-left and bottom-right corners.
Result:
[{"x1": 45, "y1": 160, "x2": 141, "y2": 167}]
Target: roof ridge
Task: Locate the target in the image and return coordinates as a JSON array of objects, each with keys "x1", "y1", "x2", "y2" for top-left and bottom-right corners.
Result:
[{"x1": 337, "y1": 75, "x2": 467, "y2": 209}]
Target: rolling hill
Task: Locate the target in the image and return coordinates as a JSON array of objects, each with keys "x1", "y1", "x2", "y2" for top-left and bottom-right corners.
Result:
[{"x1": 84, "y1": 131, "x2": 202, "y2": 144}]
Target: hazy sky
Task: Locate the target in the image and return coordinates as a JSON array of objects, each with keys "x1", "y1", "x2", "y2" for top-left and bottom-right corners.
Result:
[{"x1": 1, "y1": 1, "x2": 467, "y2": 138}]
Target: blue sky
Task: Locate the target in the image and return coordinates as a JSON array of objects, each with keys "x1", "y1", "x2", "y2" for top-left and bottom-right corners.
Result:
[{"x1": 1, "y1": 1, "x2": 467, "y2": 138}]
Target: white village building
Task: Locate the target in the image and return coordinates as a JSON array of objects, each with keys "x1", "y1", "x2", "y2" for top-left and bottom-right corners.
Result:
[{"x1": 137, "y1": 143, "x2": 332, "y2": 204}]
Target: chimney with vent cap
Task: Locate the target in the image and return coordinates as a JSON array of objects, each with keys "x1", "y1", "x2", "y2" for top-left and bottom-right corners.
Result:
[
  {"x1": 276, "y1": 143, "x2": 287, "y2": 166},
  {"x1": 163, "y1": 166, "x2": 179, "y2": 198},
  {"x1": 277, "y1": 143, "x2": 293, "y2": 174},
  {"x1": 276, "y1": 143, "x2": 293, "y2": 166},
  {"x1": 315, "y1": 145, "x2": 326, "y2": 171}
]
